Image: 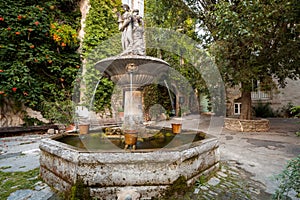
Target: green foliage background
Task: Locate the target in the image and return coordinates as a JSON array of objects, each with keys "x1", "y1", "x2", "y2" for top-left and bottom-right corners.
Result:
[
  {"x1": 81, "y1": 0, "x2": 122, "y2": 114},
  {"x1": 0, "y1": 0, "x2": 81, "y2": 121},
  {"x1": 143, "y1": 0, "x2": 207, "y2": 115}
]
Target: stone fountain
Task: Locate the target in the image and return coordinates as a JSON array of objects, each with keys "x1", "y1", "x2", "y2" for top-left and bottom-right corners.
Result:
[
  {"x1": 94, "y1": 55, "x2": 169, "y2": 149},
  {"x1": 39, "y1": 5, "x2": 220, "y2": 199}
]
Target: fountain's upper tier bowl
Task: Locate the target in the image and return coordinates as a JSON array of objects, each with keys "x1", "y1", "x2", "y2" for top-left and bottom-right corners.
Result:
[{"x1": 94, "y1": 55, "x2": 170, "y2": 81}]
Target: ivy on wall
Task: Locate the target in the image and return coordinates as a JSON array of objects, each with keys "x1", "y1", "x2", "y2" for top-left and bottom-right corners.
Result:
[
  {"x1": 82, "y1": 0, "x2": 122, "y2": 114},
  {"x1": 0, "y1": 0, "x2": 81, "y2": 118}
]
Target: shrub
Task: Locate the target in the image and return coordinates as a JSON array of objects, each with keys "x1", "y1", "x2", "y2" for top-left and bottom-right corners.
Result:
[
  {"x1": 290, "y1": 106, "x2": 300, "y2": 118},
  {"x1": 253, "y1": 101, "x2": 275, "y2": 118},
  {"x1": 273, "y1": 155, "x2": 300, "y2": 199},
  {"x1": 279, "y1": 102, "x2": 294, "y2": 118}
]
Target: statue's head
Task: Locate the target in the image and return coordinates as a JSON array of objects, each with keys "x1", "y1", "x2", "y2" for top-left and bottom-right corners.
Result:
[
  {"x1": 133, "y1": 9, "x2": 139, "y2": 14},
  {"x1": 122, "y1": 4, "x2": 130, "y2": 11}
]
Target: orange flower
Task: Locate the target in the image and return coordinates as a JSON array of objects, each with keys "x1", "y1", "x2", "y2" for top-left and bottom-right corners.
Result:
[
  {"x1": 61, "y1": 42, "x2": 66, "y2": 47},
  {"x1": 0, "y1": 69, "x2": 4, "y2": 72},
  {"x1": 30, "y1": 45, "x2": 35, "y2": 49},
  {"x1": 50, "y1": 24, "x2": 56, "y2": 29},
  {"x1": 0, "y1": 91, "x2": 4, "y2": 95},
  {"x1": 53, "y1": 34, "x2": 61, "y2": 41},
  {"x1": 34, "y1": 21, "x2": 39, "y2": 26},
  {"x1": 15, "y1": 31, "x2": 21, "y2": 35},
  {"x1": 17, "y1": 15, "x2": 22, "y2": 20}
]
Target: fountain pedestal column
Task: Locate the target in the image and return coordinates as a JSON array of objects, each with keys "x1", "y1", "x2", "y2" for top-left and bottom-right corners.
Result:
[{"x1": 124, "y1": 90, "x2": 143, "y2": 126}]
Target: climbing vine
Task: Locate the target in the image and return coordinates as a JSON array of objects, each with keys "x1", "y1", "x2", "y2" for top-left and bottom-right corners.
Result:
[
  {"x1": 0, "y1": 0, "x2": 81, "y2": 117},
  {"x1": 82, "y1": 0, "x2": 122, "y2": 114}
]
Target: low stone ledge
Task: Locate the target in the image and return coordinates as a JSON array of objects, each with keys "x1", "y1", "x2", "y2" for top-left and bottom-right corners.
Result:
[{"x1": 224, "y1": 118, "x2": 270, "y2": 132}]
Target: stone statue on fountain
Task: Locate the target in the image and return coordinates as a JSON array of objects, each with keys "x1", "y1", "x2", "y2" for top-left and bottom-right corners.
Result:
[{"x1": 117, "y1": 4, "x2": 145, "y2": 56}]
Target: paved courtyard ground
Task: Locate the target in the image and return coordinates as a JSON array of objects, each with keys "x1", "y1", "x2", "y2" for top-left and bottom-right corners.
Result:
[{"x1": 0, "y1": 116, "x2": 299, "y2": 200}]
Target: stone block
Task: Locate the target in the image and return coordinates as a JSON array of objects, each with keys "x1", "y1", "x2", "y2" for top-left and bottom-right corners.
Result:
[{"x1": 224, "y1": 118, "x2": 270, "y2": 132}]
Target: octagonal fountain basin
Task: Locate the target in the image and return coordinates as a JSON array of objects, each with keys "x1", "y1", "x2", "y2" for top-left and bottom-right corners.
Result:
[{"x1": 39, "y1": 128, "x2": 220, "y2": 199}]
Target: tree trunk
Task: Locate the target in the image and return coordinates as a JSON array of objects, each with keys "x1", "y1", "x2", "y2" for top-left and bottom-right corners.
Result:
[{"x1": 239, "y1": 83, "x2": 252, "y2": 120}]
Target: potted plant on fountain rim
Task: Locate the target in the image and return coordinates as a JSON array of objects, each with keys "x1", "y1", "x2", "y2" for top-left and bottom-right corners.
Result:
[
  {"x1": 77, "y1": 110, "x2": 91, "y2": 134},
  {"x1": 78, "y1": 120, "x2": 90, "y2": 134}
]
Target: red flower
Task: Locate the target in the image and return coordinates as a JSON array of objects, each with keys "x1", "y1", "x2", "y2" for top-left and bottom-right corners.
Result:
[
  {"x1": 15, "y1": 31, "x2": 21, "y2": 35},
  {"x1": 17, "y1": 15, "x2": 22, "y2": 20},
  {"x1": 34, "y1": 21, "x2": 39, "y2": 26},
  {"x1": 7, "y1": 27, "x2": 11, "y2": 31},
  {"x1": 0, "y1": 17, "x2": 4, "y2": 21},
  {"x1": 12, "y1": 87, "x2": 17, "y2": 92},
  {"x1": 0, "y1": 69, "x2": 3, "y2": 72}
]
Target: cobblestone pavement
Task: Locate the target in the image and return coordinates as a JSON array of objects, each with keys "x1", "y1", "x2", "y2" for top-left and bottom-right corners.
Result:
[
  {"x1": 0, "y1": 117, "x2": 299, "y2": 200},
  {"x1": 191, "y1": 161, "x2": 273, "y2": 200}
]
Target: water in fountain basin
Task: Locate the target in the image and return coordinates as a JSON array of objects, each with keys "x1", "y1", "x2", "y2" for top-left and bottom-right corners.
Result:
[{"x1": 56, "y1": 129, "x2": 206, "y2": 151}]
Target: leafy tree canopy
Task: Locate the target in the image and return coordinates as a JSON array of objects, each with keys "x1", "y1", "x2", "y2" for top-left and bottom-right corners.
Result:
[
  {"x1": 185, "y1": 0, "x2": 299, "y2": 119},
  {"x1": 144, "y1": 0, "x2": 208, "y2": 115}
]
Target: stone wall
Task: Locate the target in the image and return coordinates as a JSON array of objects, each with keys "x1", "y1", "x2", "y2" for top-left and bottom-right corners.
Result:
[
  {"x1": 226, "y1": 85, "x2": 242, "y2": 117},
  {"x1": 0, "y1": 99, "x2": 24, "y2": 127},
  {"x1": 0, "y1": 98, "x2": 49, "y2": 127},
  {"x1": 224, "y1": 118, "x2": 270, "y2": 132},
  {"x1": 270, "y1": 78, "x2": 300, "y2": 110},
  {"x1": 226, "y1": 78, "x2": 300, "y2": 117}
]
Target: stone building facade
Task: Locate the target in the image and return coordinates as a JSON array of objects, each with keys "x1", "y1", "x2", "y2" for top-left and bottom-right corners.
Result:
[{"x1": 226, "y1": 78, "x2": 300, "y2": 117}]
